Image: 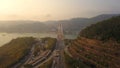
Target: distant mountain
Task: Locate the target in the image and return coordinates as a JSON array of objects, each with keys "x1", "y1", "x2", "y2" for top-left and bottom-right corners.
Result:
[
  {"x1": 46, "y1": 14, "x2": 119, "y2": 34},
  {"x1": 91, "y1": 14, "x2": 120, "y2": 21},
  {"x1": 0, "y1": 14, "x2": 119, "y2": 33},
  {"x1": 0, "y1": 21, "x2": 51, "y2": 33}
]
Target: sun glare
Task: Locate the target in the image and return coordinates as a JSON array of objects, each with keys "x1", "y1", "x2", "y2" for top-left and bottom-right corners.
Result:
[{"x1": 0, "y1": 0, "x2": 14, "y2": 12}]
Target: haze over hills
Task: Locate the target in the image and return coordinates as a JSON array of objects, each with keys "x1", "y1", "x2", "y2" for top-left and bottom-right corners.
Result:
[
  {"x1": 0, "y1": 14, "x2": 119, "y2": 34},
  {"x1": 0, "y1": 21, "x2": 51, "y2": 33},
  {"x1": 46, "y1": 14, "x2": 120, "y2": 34}
]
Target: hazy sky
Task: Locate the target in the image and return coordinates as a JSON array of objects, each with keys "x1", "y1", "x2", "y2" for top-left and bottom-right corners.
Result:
[{"x1": 0, "y1": 0, "x2": 120, "y2": 21}]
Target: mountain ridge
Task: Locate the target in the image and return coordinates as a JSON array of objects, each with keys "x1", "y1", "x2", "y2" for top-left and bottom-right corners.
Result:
[{"x1": 0, "y1": 14, "x2": 119, "y2": 33}]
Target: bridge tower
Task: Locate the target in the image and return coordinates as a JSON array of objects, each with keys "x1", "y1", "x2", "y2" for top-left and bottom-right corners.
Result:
[{"x1": 57, "y1": 24, "x2": 64, "y2": 41}]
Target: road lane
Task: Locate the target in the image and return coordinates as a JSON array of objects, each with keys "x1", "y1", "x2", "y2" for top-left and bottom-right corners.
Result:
[{"x1": 51, "y1": 24, "x2": 65, "y2": 68}]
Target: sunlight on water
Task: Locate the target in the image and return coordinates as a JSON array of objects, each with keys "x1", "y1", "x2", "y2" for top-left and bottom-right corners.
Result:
[{"x1": 0, "y1": 33, "x2": 76, "y2": 47}]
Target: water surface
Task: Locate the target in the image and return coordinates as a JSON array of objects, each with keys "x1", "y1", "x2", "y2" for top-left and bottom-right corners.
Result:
[{"x1": 0, "y1": 33, "x2": 76, "y2": 47}]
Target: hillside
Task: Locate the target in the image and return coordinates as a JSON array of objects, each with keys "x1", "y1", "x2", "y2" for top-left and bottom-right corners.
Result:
[
  {"x1": 0, "y1": 37, "x2": 36, "y2": 68},
  {"x1": 80, "y1": 16, "x2": 120, "y2": 41},
  {"x1": 68, "y1": 38, "x2": 120, "y2": 68},
  {"x1": 0, "y1": 37, "x2": 57, "y2": 68},
  {"x1": 67, "y1": 16, "x2": 120, "y2": 68}
]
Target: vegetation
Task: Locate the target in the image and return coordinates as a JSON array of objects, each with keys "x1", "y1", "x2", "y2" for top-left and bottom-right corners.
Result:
[
  {"x1": 68, "y1": 16, "x2": 120, "y2": 68},
  {"x1": 0, "y1": 37, "x2": 36, "y2": 68},
  {"x1": 39, "y1": 59, "x2": 53, "y2": 68},
  {"x1": 64, "y1": 52, "x2": 90, "y2": 68},
  {"x1": 24, "y1": 64, "x2": 33, "y2": 68},
  {"x1": 33, "y1": 37, "x2": 56, "y2": 56},
  {"x1": 0, "y1": 37, "x2": 56, "y2": 68},
  {"x1": 80, "y1": 16, "x2": 120, "y2": 42},
  {"x1": 64, "y1": 39, "x2": 73, "y2": 46},
  {"x1": 68, "y1": 38, "x2": 120, "y2": 68},
  {"x1": 42, "y1": 37, "x2": 56, "y2": 50}
]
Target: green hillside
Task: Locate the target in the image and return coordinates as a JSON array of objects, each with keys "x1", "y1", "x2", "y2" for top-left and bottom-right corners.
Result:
[
  {"x1": 80, "y1": 16, "x2": 120, "y2": 41},
  {"x1": 0, "y1": 37, "x2": 36, "y2": 68},
  {"x1": 0, "y1": 37, "x2": 57, "y2": 68},
  {"x1": 68, "y1": 16, "x2": 120, "y2": 68}
]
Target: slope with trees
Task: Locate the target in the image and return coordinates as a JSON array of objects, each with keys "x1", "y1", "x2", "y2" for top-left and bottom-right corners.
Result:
[
  {"x1": 0, "y1": 37, "x2": 36, "y2": 68},
  {"x1": 68, "y1": 16, "x2": 120, "y2": 68}
]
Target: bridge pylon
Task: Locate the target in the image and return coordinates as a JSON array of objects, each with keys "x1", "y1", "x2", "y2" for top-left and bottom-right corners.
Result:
[{"x1": 57, "y1": 24, "x2": 64, "y2": 41}]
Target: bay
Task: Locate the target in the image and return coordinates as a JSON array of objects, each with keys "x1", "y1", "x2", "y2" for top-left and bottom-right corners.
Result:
[{"x1": 0, "y1": 33, "x2": 76, "y2": 47}]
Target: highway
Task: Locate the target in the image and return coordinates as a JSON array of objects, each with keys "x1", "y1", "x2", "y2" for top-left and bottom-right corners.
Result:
[
  {"x1": 51, "y1": 24, "x2": 65, "y2": 68},
  {"x1": 30, "y1": 24, "x2": 65, "y2": 68},
  {"x1": 12, "y1": 24, "x2": 65, "y2": 68},
  {"x1": 25, "y1": 41, "x2": 56, "y2": 68},
  {"x1": 11, "y1": 44, "x2": 36, "y2": 68},
  {"x1": 51, "y1": 39, "x2": 65, "y2": 68},
  {"x1": 12, "y1": 39, "x2": 55, "y2": 68}
]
